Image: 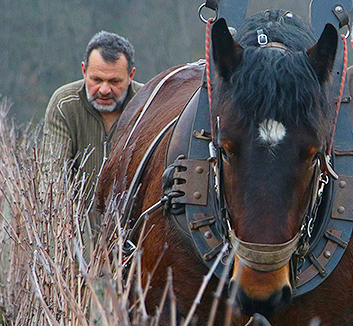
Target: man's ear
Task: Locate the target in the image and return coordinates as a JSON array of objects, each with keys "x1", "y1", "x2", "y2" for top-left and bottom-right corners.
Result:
[
  {"x1": 81, "y1": 61, "x2": 87, "y2": 76},
  {"x1": 129, "y1": 67, "x2": 136, "y2": 83}
]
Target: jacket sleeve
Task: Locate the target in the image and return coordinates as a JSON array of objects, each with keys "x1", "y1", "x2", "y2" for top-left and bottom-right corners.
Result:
[{"x1": 43, "y1": 89, "x2": 75, "y2": 165}]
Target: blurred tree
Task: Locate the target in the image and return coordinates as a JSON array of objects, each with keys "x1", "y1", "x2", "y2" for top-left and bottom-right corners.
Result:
[
  {"x1": 0, "y1": 0, "x2": 95, "y2": 122},
  {"x1": 0, "y1": 0, "x2": 205, "y2": 123},
  {"x1": 0, "y1": 0, "x2": 348, "y2": 123},
  {"x1": 119, "y1": 0, "x2": 205, "y2": 82}
]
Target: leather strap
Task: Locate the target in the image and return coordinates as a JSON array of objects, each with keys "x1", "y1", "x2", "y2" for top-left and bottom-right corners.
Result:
[{"x1": 205, "y1": 0, "x2": 220, "y2": 10}]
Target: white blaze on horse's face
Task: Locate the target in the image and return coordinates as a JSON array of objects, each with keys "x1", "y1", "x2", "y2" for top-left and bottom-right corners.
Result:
[{"x1": 258, "y1": 119, "x2": 286, "y2": 147}]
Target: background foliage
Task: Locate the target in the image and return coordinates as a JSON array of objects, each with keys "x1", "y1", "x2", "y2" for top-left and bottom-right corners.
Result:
[{"x1": 0, "y1": 0, "x2": 317, "y2": 123}]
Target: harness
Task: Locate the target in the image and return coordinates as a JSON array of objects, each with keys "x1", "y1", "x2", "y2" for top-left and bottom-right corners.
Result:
[
  {"x1": 122, "y1": 62, "x2": 353, "y2": 294},
  {"x1": 121, "y1": 1, "x2": 353, "y2": 298},
  {"x1": 161, "y1": 70, "x2": 353, "y2": 293}
]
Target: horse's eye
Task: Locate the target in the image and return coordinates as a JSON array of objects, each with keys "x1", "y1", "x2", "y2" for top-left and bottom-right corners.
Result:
[
  {"x1": 300, "y1": 146, "x2": 319, "y2": 167},
  {"x1": 221, "y1": 140, "x2": 238, "y2": 164},
  {"x1": 222, "y1": 140, "x2": 239, "y2": 154},
  {"x1": 310, "y1": 155, "x2": 319, "y2": 168}
]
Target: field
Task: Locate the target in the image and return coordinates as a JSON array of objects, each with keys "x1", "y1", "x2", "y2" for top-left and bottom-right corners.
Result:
[{"x1": 0, "y1": 96, "x2": 152, "y2": 326}]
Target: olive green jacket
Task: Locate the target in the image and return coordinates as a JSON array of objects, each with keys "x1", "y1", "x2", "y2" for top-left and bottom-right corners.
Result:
[{"x1": 43, "y1": 79, "x2": 143, "y2": 184}]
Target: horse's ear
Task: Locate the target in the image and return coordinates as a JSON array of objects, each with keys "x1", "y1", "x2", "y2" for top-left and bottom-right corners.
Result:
[
  {"x1": 212, "y1": 18, "x2": 244, "y2": 81},
  {"x1": 307, "y1": 23, "x2": 338, "y2": 84}
]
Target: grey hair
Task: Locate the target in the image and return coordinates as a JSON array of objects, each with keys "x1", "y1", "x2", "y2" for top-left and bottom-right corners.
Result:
[{"x1": 83, "y1": 31, "x2": 135, "y2": 73}]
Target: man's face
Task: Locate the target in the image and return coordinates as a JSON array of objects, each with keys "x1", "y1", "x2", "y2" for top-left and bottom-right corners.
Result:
[{"x1": 82, "y1": 49, "x2": 135, "y2": 112}]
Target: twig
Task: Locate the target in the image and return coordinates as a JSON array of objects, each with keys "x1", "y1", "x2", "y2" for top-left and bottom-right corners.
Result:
[
  {"x1": 31, "y1": 250, "x2": 60, "y2": 326},
  {"x1": 153, "y1": 267, "x2": 172, "y2": 326},
  {"x1": 223, "y1": 263, "x2": 242, "y2": 326},
  {"x1": 169, "y1": 268, "x2": 177, "y2": 326},
  {"x1": 182, "y1": 243, "x2": 229, "y2": 326},
  {"x1": 207, "y1": 245, "x2": 237, "y2": 326},
  {"x1": 245, "y1": 314, "x2": 272, "y2": 326},
  {"x1": 136, "y1": 250, "x2": 149, "y2": 322}
]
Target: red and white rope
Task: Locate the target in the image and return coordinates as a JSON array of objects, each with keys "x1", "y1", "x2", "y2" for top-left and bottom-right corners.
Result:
[
  {"x1": 205, "y1": 17, "x2": 215, "y2": 141},
  {"x1": 327, "y1": 34, "x2": 349, "y2": 156}
]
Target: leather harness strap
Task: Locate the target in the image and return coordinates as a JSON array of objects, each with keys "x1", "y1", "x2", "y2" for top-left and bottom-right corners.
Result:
[
  {"x1": 120, "y1": 62, "x2": 204, "y2": 229},
  {"x1": 204, "y1": 0, "x2": 220, "y2": 10},
  {"x1": 293, "y1": 67, "x2": 353, "y2": 296},
  {"x1": 266, "y1": 42, "x2": 290, "y2": 51},
  {"x1": 165, "y1": 71, "x2": 227, "y2": 279}
]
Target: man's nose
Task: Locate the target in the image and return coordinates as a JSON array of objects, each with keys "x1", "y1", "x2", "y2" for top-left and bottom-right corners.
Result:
[{"x1": 99, "y1": 82, "x2": 111, "y2": 95}]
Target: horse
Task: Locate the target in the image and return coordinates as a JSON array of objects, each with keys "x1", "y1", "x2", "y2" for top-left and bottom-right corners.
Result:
[{"x1": 98, "y1": 9, "x2": 353, "y2": 325}]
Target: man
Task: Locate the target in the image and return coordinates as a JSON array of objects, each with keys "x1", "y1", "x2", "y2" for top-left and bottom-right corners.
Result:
[{"x1": 44, "y1": 31, "x2": 143, "y2": 187}]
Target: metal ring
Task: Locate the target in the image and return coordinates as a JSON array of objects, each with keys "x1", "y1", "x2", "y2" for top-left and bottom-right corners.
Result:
[
  {"x1": 198, "y1": 3, "x2": 219, "y2": 24},
  {"x1": 341, "y1": 23, "x2": 352, "y2": 39},
  {"x1": 307, "y1": 218, "x2": 314, "y2": 238},
  {"x1": 345, "y1": 24, "x2": 351, "y2": 39}
]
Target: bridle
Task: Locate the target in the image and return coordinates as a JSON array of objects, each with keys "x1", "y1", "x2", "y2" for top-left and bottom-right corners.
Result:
[
  {"x1": 206, "y1": 39, "x2": 339, "y2": 274},
  {"x1": 201, "y1": 13, "x2": 344, "y2": 277},
  {"x1": 205, "y1": 40, "x2": 326, "y2": 275}
]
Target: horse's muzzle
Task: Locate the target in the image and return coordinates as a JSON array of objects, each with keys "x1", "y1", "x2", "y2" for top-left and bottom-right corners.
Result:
[
  {"x1": 234, "y1": 282, "x2": 292, "y2": 317},
  {"x1": 230, "y1": 258, "x2": 293, "y2": 318}
]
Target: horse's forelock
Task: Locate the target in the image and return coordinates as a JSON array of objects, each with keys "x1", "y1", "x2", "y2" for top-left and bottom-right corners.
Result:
[{"x1": 213, "y1": 47, "x2": 333, "y2": 141}]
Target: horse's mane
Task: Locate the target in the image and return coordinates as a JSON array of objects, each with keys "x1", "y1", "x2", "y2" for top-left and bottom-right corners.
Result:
[{"x1": 213, "y1": 10, "x2": 334, "y2": 141}]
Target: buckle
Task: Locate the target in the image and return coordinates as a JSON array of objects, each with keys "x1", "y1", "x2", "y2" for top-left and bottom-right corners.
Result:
[{"x1": 257, "y1": 29, "x2": 268, "y2": 47}]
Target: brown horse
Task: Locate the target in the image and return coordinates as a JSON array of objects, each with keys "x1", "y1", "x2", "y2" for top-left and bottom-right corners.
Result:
[{"x1": 99, "y1": 10, "x2": 353, "y2": 326}]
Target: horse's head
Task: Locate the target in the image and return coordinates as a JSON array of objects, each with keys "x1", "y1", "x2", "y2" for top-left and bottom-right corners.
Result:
[{"x1": 211, "y1": 11, "x2": 338, "y2": 317}]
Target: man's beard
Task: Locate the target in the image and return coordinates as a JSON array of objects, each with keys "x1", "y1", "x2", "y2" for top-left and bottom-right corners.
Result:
[{"x1": 86, "y1": 85, "x2": 128, "y2": 113}]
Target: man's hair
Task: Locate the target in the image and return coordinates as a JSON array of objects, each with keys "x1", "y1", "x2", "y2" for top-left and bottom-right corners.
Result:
[{"x1": 83, "y1": 31, "x2": 135, "y2": 73}]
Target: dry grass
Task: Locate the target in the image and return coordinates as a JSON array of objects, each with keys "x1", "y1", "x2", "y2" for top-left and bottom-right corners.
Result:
[{"x1": 0, "y1": 96, "x2": 161, "y2": 326}]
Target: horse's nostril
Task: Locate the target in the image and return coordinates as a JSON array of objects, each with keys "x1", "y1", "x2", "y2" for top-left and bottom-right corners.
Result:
[
  {"x1": 282, "y1": 285, "x2": 292, "y2": 305},
  {"x1": 236, "y1": 285, "x2": 292, "y2": 317}
]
